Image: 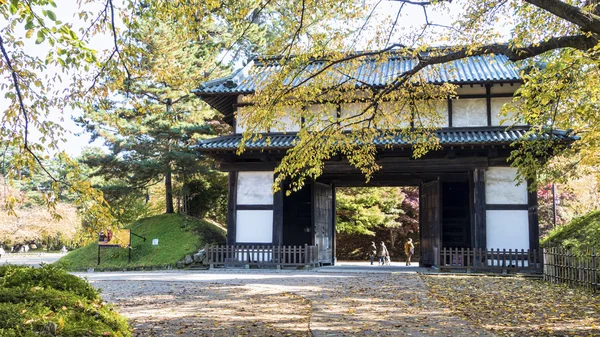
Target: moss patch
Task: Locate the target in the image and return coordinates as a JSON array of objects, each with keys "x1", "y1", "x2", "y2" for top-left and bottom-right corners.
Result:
[{"x1": 59, "y1": 214, "x2": 226, "y2": 271}]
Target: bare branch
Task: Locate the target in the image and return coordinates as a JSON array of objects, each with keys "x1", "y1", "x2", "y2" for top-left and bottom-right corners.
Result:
[
  {"x1": 0, "y1": 34, "x2": 60, "y2": 183},
  {"x1": 349, "y1": 0, "x2": 383, "y2": 50},
  {"x1": 385, "y1": 3, "x2": 404, "y2": 48},
  {"x1": 108, "y1": 0, "x2": 131, "y2": 89},
  {"x1": 283, "y1": 0, "x2": 307, "y2": 59}
]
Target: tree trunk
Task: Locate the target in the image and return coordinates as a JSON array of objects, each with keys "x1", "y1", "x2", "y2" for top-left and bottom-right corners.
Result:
[{"x1": 165, "y1": 169, "x2": 174, "y2": 214}]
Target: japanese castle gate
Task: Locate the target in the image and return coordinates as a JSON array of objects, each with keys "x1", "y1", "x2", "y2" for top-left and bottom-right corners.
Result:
[{"x1": 194, "y1": 53, "x2": 574, "y2": 268}]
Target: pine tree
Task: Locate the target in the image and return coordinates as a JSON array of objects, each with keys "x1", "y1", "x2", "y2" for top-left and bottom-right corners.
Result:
[{"x1": 76, "y1": 19, "x2": 227, "y2": 213}]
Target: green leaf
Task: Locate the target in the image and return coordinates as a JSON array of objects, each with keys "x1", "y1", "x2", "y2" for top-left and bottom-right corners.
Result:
[
  {"x1": 47, "y1": 10, "x2": 56, "y2": 21},
  {"x1": 25, "y1": 20, "x2": 34, "y2": 30},
  {"x1": 25, "y1": 30, "x2": 33, "y2": 39},
  {"x1": 35, "y1": 31, "x2": 45, "y2": 44}
]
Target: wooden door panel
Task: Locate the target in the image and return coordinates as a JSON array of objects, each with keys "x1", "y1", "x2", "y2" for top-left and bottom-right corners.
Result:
[{"x1": 420, "y1": 180, "x2": 441, "y2": 266}]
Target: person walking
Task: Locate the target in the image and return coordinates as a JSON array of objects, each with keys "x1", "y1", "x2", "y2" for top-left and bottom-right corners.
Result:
[
  {"x1": 368, "y1": 241, "x2": 377, "y2": 265},
  {"x1": 404, "y1": 238, "x2": 415, "y2": 266},
  {"x1": 378, "y1": 241, "x2": 389, "y2": 266}
]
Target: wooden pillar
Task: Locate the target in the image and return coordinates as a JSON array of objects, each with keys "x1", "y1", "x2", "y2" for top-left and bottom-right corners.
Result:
[
  {"x1": 528, "y1": 180, "x2": 540, "y2": 251},
  {"x1": 331, "y1": 183, "x2": 337, "y2": 265},
  {"x1": 272, "y1": 181, "x2": 284, "y2": 246},
  {"x1": 227, "y1": 171, "x2": 238, "y2": 245},
  {"x1": 472, "y1": 169, "x2": 487, "y2": 249}
]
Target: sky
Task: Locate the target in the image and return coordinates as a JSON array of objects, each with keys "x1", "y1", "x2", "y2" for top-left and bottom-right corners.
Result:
[{"x1": 1, "y1": 0, "x2": 502, "y2": 157}]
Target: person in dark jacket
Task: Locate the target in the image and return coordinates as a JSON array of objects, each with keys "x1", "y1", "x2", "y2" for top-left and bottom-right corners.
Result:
[
  {"x1": 368, "y1": 241, "x2": 377, "y2": 265},
  {"x1": 378, "y1": 241, "x2": 389, "y2": 266}
]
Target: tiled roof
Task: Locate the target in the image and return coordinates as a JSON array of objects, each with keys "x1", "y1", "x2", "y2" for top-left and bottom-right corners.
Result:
[
  {"x1": 193, "y1": 54, "x2": 521, "y2": 95},
  {"x1": 197, "y1": 127, "x2": 574, "y2": 152}
]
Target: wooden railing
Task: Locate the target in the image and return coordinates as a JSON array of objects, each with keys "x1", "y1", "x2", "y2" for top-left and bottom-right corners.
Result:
[
  {"x1": 204, "y1": 244, "x2": 320, "y2": 268},
  {"x1": 543, "y1": 247, "x2": 600, "y2": 293},
  {"x1": 438, "y1": 247, "x2": 542, "y2": 273}
]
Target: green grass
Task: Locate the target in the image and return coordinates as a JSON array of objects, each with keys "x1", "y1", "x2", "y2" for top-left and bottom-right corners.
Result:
[
  {"x1": 0, "y1": 264, "x2": 131, "y2": 336},
  {"x1": 59, "y1": 214, "x2": 226, "y2": 271},
  {"x1": 542, "y1": 210, "x2": 600, "y2": 252}
]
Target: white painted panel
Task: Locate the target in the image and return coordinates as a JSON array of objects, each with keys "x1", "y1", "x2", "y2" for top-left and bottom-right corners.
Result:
[
  {"x1": 486, "y1": 210, "x2": 529, "y2": 250},
  {"x1": 271, "y1": 106, "x2": 301, "y2": 132},
  {"x1": 485, "y1": 167, "x2": 528, "y2": 204},
  {"x1": 452, "y1": 98, "x2": 487, "y2": 127},
  {"x1": 377, "y1": 101, "x2": 410, "y2": 129},
  {"x1": 235, "y1": 106, "x2": 267, "y2": 134},
  {"x1": 236, "y1": 210, "x2": 273, "y2": 243},
  {"x1": 415, "y1": 100, "x2": 448, "y2": 128},
  {"x1": 490, "y1": 83, "x2": 520, "y2": 94},
  {"x1": 456, "y1": 86, "x2": 486, "y2": 95},
  {"x1": 305, "y1": 104, "x2": 337, "y2": 131},
  {"x1": 340, "y1": 102, "x2": 369, "y2": 130},
  {"x1": 309, "y1": 104, "x2": 337, "y2": 121},
  {"x1": 237, "y1": 171, "x2": 274, "y2": 205},
  {"x1": 491, "y1": 97, "x2": 520, "y2": 126},
  {"x1": 235, "y1": 106, "x2": 248, "y2": 133}
]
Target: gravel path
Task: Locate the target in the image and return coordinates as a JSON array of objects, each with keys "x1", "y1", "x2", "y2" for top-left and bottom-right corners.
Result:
[{"x1": 89, "y1": 270, "x2": 494, "y2": 337}]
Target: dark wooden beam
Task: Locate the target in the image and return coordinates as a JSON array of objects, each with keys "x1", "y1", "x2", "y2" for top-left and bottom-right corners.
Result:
[
  {"x1": 227, "y1": 171, "x2": 238, "y2": 245},
  {"x1": 331, "y1": 183, "x2": 337, "y2": 265},
  {"x1": 486, "y1": 204, "x2": 529, "y2": 210},
  {"x1": 447, "y1": 98, "x2": 453, "y2": 127},
  {"x1": 272, "y1": 180, "x2": 284, "y2": 246},
  {"x1": 472, "y1": 169, "x2": 487, "y2": 250},
  {"x1": 528, "y1": 180, "x2": 540, "y2": 251},
  {"x1": 218, "y1": 162, "x2": 278, "y2": 172},
  {"x1": 236, "y1": 204, "x2": 274, "y2": 210},
  {"x1": 486, "y1": 84, "x2": 492, "y2": 126},
  {"x1": 323, "y1": 157, "x2": 489, "y2": 173}
]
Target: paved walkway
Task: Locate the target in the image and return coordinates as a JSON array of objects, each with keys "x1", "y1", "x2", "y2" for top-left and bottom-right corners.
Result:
[
  {"x1": 0, "y1": 252, "x2": 63, "y2": 266},
  {"x1": 82, "y1": 268, "x2": 494, "y2": 337}
]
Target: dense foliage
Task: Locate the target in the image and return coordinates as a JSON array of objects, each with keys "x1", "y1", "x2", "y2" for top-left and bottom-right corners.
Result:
[
  {"x1": 0, "y1": 264, "x2": 130, "y2": 336},
  {"x1": 541, "y1": 210, "x2": 600, "y2": 252},
  {"x1": 336, "y1": 187, "x2": 419, "y2": 260}
]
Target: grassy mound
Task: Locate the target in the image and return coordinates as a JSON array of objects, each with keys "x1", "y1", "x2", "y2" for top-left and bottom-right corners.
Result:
[
  {"x1": 60, "y1": 214, "x2": 226, "y2": 271},
  {"x1": 0, "y1": 264, "x2": 130, "y2": 336},
  {"x1": 542, "y1": 210, "x2": 600, "y2": 251}
]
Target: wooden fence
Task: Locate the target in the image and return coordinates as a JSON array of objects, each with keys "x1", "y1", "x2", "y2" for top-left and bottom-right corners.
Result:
[
  {"x1": 438, "y1": 247, "x2": 542, "y2": 273},
  {"x1": 543, "y1": 247, "x2": 600, "y2": 292},
  {"x1": 204, "y1": 244, "x2": 320, "y2": 268}
]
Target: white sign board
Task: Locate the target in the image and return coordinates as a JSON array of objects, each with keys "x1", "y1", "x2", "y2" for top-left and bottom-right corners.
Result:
[{"x1": 152, "y1": 239, "x2": 159, "y2": 246}]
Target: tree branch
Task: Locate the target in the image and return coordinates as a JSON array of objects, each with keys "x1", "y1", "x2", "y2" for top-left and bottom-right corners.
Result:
[
  {"x1": 0, "y1": 34, "x2": 60, "y2": 183},
  {"x1": 524, "y1": 0, "x2": 600, "y2": 35}
]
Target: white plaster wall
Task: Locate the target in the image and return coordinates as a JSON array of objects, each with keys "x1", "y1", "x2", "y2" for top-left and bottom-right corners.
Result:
[
  {"x1": 452, "y1": 98, "x2": 487, "y2": 127},
  {"x1": 456, "y1": 86, "x2": 486, "y2": 95},
  {"x1": 415, "y1": 100, "x2": 448, "y2": 127},
  {"x1": 235, "y1": 106, "x2": 268, "y2": 134},
  {"x1": 309, "y1": 104, "x2": 337, "y2": 121},
  {"x1": 340, "y1": 102, "x2": 369, "y2": 130},
  {"x1": 235, "y1": 106, "x2": 247, "y2": 134},
  {"x1": 237, "y1": 171, "x2": 274, "y2": 205},
  {"x1": 490, "y1": 97, "x2": 517, "y2": 126},
  {"x1": 485, "y1": 167, "x2": 528, "y2": 204},
  {"x1": 236, "y1": 210, "x2": 273, "y2": 243},
  {"x1": 305, "y1": 104, "x2": 337, "y2": 130},
  {"x1": 486, "y1": 210, "x2": 529, "y2": 250},
  {"x1": 377, "y1": 101, "x2": 411, "y2": 129},
  {"x1": 271, "y1": 106, "x2": 301, "y2": 132},
  {"x1": 490, "y1": 84, "x2": 520, "y2": 94}
]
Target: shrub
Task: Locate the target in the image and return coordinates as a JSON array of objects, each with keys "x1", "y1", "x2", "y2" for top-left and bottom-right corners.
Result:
[
  {"x1": 542, "y1": 210, "x2": 600, "y2": 253},
  {"x1": 0, "y1": 265, "x2": 131, "y2": 336}
]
